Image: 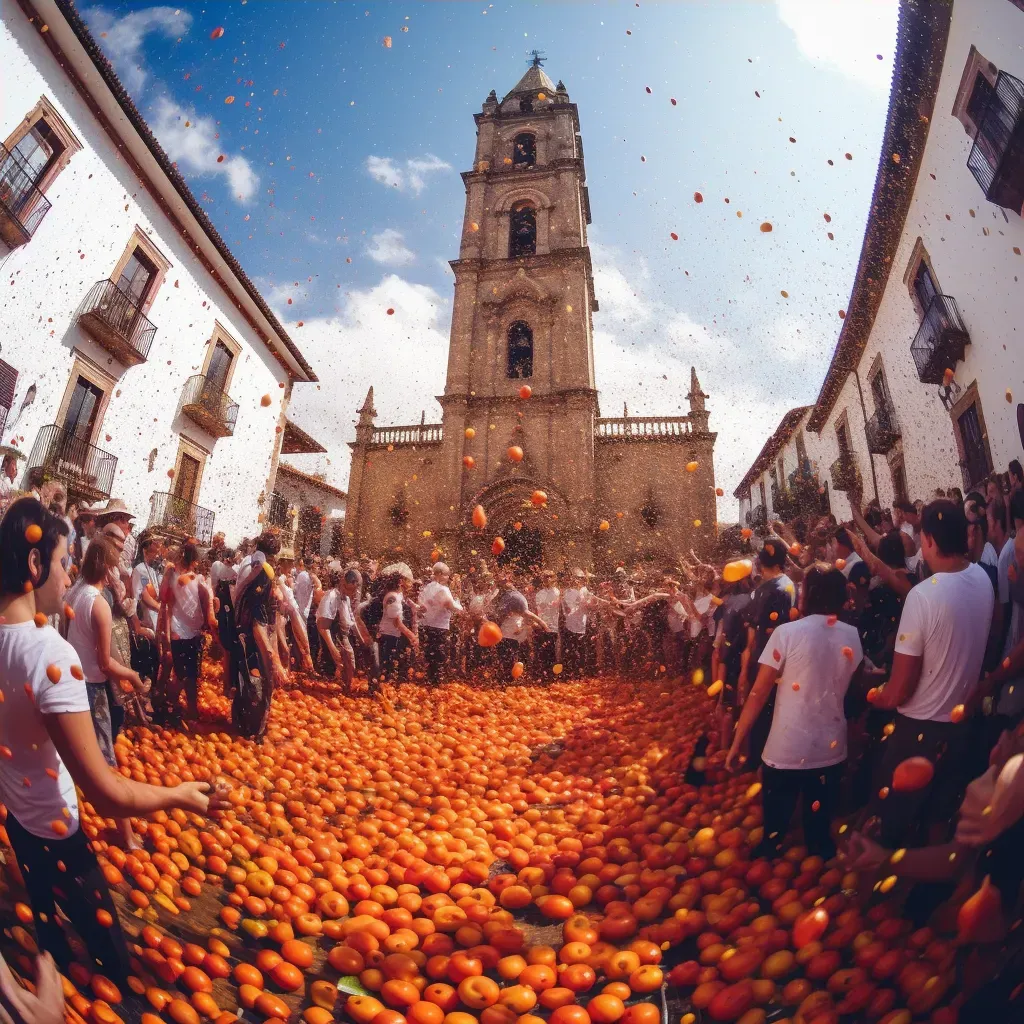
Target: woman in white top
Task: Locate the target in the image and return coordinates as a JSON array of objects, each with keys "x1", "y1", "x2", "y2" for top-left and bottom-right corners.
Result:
[
  {"x1": 727, "y1": 566, "x2": 863, "y2": 860},
  {"x1": 376, "y1": 564, "x2": 419, "y2": 683},
  {"x1": 160, "y1": 541, "x2": 214, "y2": 721},
  {"x1": 0, "y1": 499, "x2": 229, "y2": 984}
]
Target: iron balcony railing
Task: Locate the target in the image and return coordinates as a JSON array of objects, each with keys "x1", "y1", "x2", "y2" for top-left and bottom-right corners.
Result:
[
  {"x1": 75, "y1": 279, "x2": 157, "y2": 366},
  {"x1": 0, "y1": 143, "x2": 52, "y2": 247},
  {"x1": 267, "y1": 491, "x2": 290, "y2": 528},
  {"x1": 967, "y1": 70, "x2": 1024, "y2": 213},
  {"x1": 25, "y1": 424, "x2": 117, "y2": 500},
  {"x1": 910, "y1": 294, "x2": 971, "y2": 386},
  {"x1": 0, "y1": 404, "x2": 9, "y2": 441},
  {"x1": 149, "y1": 491, "x2": 215, "y2": 545},
  {"x1": 830, "y1": 452, "x2": 858, "y2": 493},
  {"x1": 178, "y1": 375, "x2": 239, "y2": 438},
  {"x1": 865, "y1": 407, "x2": 901, "y2": 455}
]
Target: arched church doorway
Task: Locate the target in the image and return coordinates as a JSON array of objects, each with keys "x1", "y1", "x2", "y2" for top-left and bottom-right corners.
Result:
[{"x1": 496, "y1": 523, "x2": 543, "y2": 570}]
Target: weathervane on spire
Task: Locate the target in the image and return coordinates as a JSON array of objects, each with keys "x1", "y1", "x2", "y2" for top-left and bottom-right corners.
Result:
[{"x1": 527, "y1": 49, "x2": 547, "y2": 68}]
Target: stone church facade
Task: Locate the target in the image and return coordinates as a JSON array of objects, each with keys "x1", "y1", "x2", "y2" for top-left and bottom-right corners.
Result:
[{"x1": 345, "y1": 61, "x2": 717, "y2": 571}]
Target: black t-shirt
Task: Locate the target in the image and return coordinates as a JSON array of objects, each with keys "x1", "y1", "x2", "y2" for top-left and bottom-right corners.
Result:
[
  {"x1": 858, "y1": 581, "x2": 905, "y2": 672},
  {"x1": 746, "y1": 575, "x2": 795, "y2": 661},
  {"x1": 236, "y1": 565, "x2": 276, "y2": 633},
  {"x1": 719, "y1": 593, "x2": 751, "y2": 684}
]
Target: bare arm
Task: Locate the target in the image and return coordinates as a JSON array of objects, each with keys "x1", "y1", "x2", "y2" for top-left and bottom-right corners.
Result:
[
  {"x1": 317, "y1": 617, "x2": 344, "y2": 669},
  {"x1": 44, "y1": 712, "x2": 217, "y2": 818},
  {"x1": 848, "y1": 531, "x2": 913, "y2": 597},
  {"x1": 252, "y1": 619, "x2": 287, "y2": 686},
  {"x1": 91, "y1": 599, "x2": 141, "y2": 689},
  {"x1": 870, "y1": 651, "x2": 923, "y2": 709},
  {"x1": 844, "y1": 831, "x2": 973, "y2": 883},
  {"x1": 849, "y1": 506, "x2": 882, "y2": 550},
  {"x1": 726, "y1": 662, "x2": 779, "y2": 771}
]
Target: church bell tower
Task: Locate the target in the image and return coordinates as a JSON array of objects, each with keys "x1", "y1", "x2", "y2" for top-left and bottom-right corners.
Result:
[{"x1": 436, "y1": 55, "x2": 601, "y2": 566}]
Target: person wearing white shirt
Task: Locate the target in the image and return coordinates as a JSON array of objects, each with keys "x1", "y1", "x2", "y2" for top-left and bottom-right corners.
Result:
[
  {"x1": 417, "y1": 562, "x2": 463, "y2": 685},
  {"x1": 293, "y1": 564, "x2": 314, "y2": 621},
  {"x1": 318, "y1": 568, "x2": 371, "y2": 692},
  {"x1": 533, "y1": 570, "x2": 561, "y2": 680},
  {"x1": 561, "y1": 570, "x2": 590, "y2": 678},
  {"x1": 867, "y1": 500, "x2": 996, "y2": 847},
  {"x1": 276, "y1": 575, "x2": 313, "y2": 675},
  {"x1": 0, "y1": 498, "x2": 227, "y2": 984},
  {"x1": 131, "y1": 535, "x2": 163, "y2": 635},
  {"x1": 727, "y1": 566, "x2": 863, "y2": 859}
]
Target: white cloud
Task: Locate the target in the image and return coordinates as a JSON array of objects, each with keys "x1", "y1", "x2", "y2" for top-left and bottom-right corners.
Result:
[
  {"x1": 590, "y1": 244, "x2": 822, "y2": 519},
  {"x1": 365, "y1": 154, "x2": 452, "y2": 195},
  {"x1": 285, "y1": 274, "x2": 451, "y2": 489},
  {"x1": 82, "y1": 5, "x2": 189, "y2": 95},
  {"x1": 150, "y1": 96, "x2": 258, "y2": 202},
  {"x1": 366, "y1": 229, "x2": 415, "y2": 266},
  {"x1": 777, "y1": 0, "x2": 899, "y2": 92}
]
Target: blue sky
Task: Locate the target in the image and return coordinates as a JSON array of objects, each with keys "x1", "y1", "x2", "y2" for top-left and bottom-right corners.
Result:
[{"x1": 83, "y1": 0, "x2": 899, "y2": 515}]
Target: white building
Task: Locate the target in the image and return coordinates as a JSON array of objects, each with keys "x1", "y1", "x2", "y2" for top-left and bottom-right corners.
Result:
[
  {"x1": 737, "y1": 0, "x2": 1024, "y2": 522},
  {"x1": 0, "y1": 0, "x2": 319, "y2": 544},
  {"x1": 271, "y1": 459, "x2": 347, "y2": 561}
]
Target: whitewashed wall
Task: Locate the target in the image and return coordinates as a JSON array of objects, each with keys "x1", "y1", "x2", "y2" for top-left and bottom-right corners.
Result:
[
  {"x1": 819, "y1": 0, "x2": 1024, "y2": 505},
  {"x1": 274, "y1": 468, "x2": 346, "y2": 558},
  {"x1": 0, "y1": 9, "x2": 291, "y2": 544}
]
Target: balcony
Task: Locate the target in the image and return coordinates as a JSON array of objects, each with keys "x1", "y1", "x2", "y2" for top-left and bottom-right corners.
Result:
[
  {"x1": 967, "y1": 70, "x2": 1024, "y2": 214},
  {"x1": 830, "y1": 452, "x2": 858, "y2": 493},
  {"x1": 910, "y1": 294, "x2": 971, "y2": 386},
  {"x1": 178, "y1": 375, "x2": 239, "y2": 438},
  {"x1": 865, "y1": 407, "x2": 901, "y2": 455},
  {"x1": 0, "y1": 144, "x2": 52, "y2": 249},
  {"x1": 596, "y1": 415, "x2": 693, "y2": 440},
  {"x1": 25, "y1": 424, "x2": 117, "y2": 501},
  {"x1": 267, "y1": 491, "x2": 296, "y2": 554},
  {"x1": 371, "y1": 423, "x2": 443, "y2": 447},
  {"x1": 149, "y1": 491, "x2": 215, "y2": 545},
  {"x1": 75, "y1": 279, "x2": 156, "y2": 366}
]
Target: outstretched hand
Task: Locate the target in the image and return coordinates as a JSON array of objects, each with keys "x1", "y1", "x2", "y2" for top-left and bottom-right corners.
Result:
[{"x1": 0, "y1": 954, "x2": 64, "y2": 1024}]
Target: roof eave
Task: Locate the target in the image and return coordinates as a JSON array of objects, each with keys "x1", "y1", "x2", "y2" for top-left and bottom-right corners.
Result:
[
  {"x1": 31, "y1": 0, "x2": 318, "y2": 382},
  {"x1": 807, "y1": 0, "x2": 952, "y2": 433}
]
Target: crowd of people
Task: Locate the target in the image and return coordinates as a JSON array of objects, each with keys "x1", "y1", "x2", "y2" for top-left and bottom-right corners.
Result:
[{"x1": 0, "y1": 452, "x2": 1023, "y2": 1010}]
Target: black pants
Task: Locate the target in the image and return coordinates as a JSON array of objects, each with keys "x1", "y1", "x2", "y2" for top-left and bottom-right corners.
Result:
[
  {"x1": 306, "y1": 608, "x2": 320, "y2": 666},
  {"x1": 130, "y1": 631, "x2": 159, "y2": 688},
  {"x1": 535, "y1": 631, "x2": 557, "y2": 680},
  {"x1": 759, "y1": 761, "x2": 844, "y2": 860},
  {"x1": 421, "y1": 626, "x2": 450, "y2": 685},
  {"x1": 170, "y1": 636, "x2": 203, "y2": 715},
  {"x1": 378, "y1": 634, "x2": 410, "y2": 682},
  {"x1": 561, "y1": 631, "x2": 586, "y2": 678},
  {"x1": 747, "y1": 691, "x2": 776, "y2": 770},
  {"x1": 6, "y1": 813, "x2": 131, "y2": 983}
]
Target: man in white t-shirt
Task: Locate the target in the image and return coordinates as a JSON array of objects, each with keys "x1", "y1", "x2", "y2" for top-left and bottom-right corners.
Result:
[
  {"x1": 868, "y1": 499, "x2": 996, "y2": 846},
  {"x1": 561, "y1": 569, "x2": 590, "y2": 678},
  {"x1": 533, "y1": 569, "x2": 561, "y2": 680},
  {"x1": 317, "y1": 568, "x2": 370, "y2": 691},
  {"x1": 417, "y1": 562, "x2": 463, "y2": 685}
]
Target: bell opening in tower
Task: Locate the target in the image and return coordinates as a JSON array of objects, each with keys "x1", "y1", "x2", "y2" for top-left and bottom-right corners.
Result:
[
  {"x1": 519, "y1": 97, "x2": 533, "y2": 113},
  {"x1": 509, "y1": 203, "x2": 537, "y2": 257},
  {"x1": 513, "y1": 133, "x2": 536, "y2": 167},
  {"x1": 507, "y1": 321, "x2": 534, "y2": 379}
]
